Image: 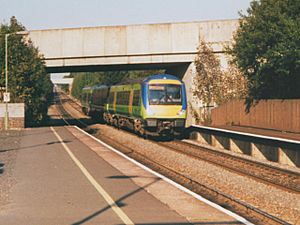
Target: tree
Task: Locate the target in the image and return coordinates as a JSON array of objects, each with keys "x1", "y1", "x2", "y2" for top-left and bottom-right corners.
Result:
[
  {"x1": 229, "y1": 0, "x2": 300, "y2": 103},
  {"x1": 222, "y1": 59, "x2": 249, "y2": 103},
  {"x1": 193, "y1": 40, "x2": 223, "y2": 106},
  {"x1": 0, "y1": 17, "x2": 53, "y2": 125},
  {"x1": 193, "y1": 40, "x2": 248, "y2": 106},
  {"x1": 192, "y1": 40, "x2": 248, "y2": 124}
]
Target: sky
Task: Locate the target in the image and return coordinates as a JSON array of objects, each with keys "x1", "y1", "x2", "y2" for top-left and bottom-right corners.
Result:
[{"x1": 0, "y1": 0, "x2": 252, "y2": 30}]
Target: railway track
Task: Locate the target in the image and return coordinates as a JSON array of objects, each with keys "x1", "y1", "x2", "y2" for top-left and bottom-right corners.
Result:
[
  {"x1": 54, "y1": 92, "x2": 90, "y2": 128},
  {"x1": 59, "y1": 90, "x2": 300, "y2": 194},
  {"x1": 157, "y1": 140, "x2": 300, "y2": 194},
  {"x1": 54, "y1": 90, "x2": 295, "y2": 225},
  {"x1": 62, "y1": 93, "x2": 83, "y2": 113}
]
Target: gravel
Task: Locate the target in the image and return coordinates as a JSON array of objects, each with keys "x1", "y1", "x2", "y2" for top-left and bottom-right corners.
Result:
[
  {"x1": 0, "y1": 130, "x2": 22, "y2": 210},
  {"x1": 62, "y1": 95, "x2": 300, "y2": 224},
  {"x1": 91, "y1": 123, "x2": 300, "y2": 225}
]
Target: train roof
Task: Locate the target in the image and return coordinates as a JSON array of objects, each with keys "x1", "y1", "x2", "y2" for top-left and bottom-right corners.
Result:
[
  {"x1": 116, "y1": 77, "x2": 145, "y2": 85},
  {"x1": 143, "y1": 74, "x2": 182, "y2": 83},
  {"x1": 82, "y1": 84, "x2": 109, "y2": 91},
  {"x1": 116, "y1": 74, "x2": 181, "y2": 85},
  {"x1": 82, "y1": 74, "x2": 182, "y2": 91}
]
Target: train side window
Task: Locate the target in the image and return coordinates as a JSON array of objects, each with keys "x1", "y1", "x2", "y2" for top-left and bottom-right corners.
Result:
[
  {"x1": 116, "y1": 92, "x2": 123, "y2": 104},
  {"x1": 133, "y1": 90, "x2": 140, "y2": 106},
  {"x1": 108, "y1": 92, "x2": 114, "y2": 104},
  {"x1": 123, "y1": 91, "x2": 130, "y2": 105},
  {"x1": 116, "y1": 91, "x2": 130, "y2": 105}
]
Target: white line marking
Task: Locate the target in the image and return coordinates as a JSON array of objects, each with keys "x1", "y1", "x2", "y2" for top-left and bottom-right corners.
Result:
[
  {"x1": 73, "y1": 126, "x2": 254, "y2": 225},
  {"x1": 193, "y1": 125, "x2": 300, "y2": 145},
  {"x1": 50, "y1": 126, "x2": 134, "y2": 225}
]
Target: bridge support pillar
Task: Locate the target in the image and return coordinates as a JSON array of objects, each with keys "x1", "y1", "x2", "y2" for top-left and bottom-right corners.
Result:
[{"x1": 182, "y1": 63, "x2": 197, "y2": 127}]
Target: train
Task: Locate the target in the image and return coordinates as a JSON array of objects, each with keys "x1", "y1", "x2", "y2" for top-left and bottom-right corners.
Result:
[
  {"x1": 80, "y1": 74, "x2": 187, "y2": 136},
  {"x1": 81, "y1": 85, "x2": 109, "y2": 118}
]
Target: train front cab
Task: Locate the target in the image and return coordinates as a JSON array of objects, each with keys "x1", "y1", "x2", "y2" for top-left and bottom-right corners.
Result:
[{"x1": 142, "y1": 75, "x2": 187, "y2": 136}]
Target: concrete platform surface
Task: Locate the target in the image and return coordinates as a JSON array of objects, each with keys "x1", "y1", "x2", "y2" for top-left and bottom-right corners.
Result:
[{"x1": 0, "y1": 126, "x2": 244, "y2": 225}]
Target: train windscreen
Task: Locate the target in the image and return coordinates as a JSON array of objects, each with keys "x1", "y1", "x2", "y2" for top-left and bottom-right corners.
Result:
[{"x1": 148, "y1": 84, "x2": 181, "y2": 105}]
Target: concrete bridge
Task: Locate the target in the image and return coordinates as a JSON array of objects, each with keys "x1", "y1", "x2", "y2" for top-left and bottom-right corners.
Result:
[
  {"x1": 29, "y1": 19, "x2": 238, "y2": 74},
  {"x1": 29, "y1": 19, "x2": 239, "y2": 125},
  {"x1": 51, "y1": 78, "x2": 73, "y2": 85}
]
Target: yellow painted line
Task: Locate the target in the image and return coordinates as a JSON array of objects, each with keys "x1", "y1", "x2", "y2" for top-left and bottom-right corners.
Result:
[{"x1": 50, "y1": 127, "x2": 134, "y2": 225}]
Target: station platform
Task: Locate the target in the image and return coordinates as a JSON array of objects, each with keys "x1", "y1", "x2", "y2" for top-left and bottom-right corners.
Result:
[
  {"x1": 213, "y1": 125, "x2": 300, "y2": 142},
  {"x1": 0, "y1": 126, "x2": 246, "y2": 225}
]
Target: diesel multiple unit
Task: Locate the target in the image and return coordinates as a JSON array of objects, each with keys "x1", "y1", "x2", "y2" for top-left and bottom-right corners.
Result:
[{"x1": 80, "y1": 74, "x2": 187, "y2": 136}]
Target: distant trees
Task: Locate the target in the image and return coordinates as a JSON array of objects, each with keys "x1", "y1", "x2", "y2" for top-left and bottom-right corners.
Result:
[
  {"x1": 71, "y1": 70, "x2": 164, "y2": 100},
  {"x1": 0, "y1": 17, "x2": 53, "y2": 126},
  {"x1": 229, "y1": 0, "x2": 300, "y2": 102},
  {"x1": 71, "y1": 72, "x2": 111, "y2": 99}
]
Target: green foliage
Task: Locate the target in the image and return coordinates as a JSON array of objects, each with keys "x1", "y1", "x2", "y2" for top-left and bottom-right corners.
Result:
[
  {"x1": 0, "y1": 17, "x2": 53, "y2": 126},
  {"x1": 58, "y1": 84, "x2": 69, "y2": 94},
  {"x1": 229, "y1": 0, "x2": 300, "y2": 103},
  {"x1": 71, "y1": 70, "x2": 164, "y2": 99},
  {"x1": 71, "y1": 72, "x2": 105, "y2": 99}
]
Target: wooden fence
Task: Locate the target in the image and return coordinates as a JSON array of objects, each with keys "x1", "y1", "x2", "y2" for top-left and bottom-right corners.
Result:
[{"x1": 211, "y1": 99, "x2": 300, "y2": 133}]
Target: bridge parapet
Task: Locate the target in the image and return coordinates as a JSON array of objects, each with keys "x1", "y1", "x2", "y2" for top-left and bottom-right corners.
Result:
[{"x1": 29, "y1": 20, "x2": 239, "y2": 71}]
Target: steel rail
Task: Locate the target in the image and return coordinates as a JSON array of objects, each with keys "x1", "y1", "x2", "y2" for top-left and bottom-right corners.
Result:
[
  {"x1": 157, "y1": 140, "x2": 300, "y2": 193},
  {"x1": 55, "y1": 92, "x2": 292, "y2": 225}
]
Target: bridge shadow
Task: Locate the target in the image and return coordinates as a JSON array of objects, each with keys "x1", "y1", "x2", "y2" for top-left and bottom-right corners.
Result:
[
  {"x1": 106, "y1": 175, "x2": 139, "y2": 179},
  {"x1": 39, "y1": 92, "x2": 98, "y2": 129},
  {"x1": 0, "y1": 140, "x2": 73, "y2": 153},
  {"x1": 44, "y1": 115, "x2": 99, "y2": 128},
  {"x1": 72, "y1": 175, "x2": 243, "y2": 225},
  {"x1": 72, "y1": 177, "x2": 161, "y2": 225},
  {"x1": 0, "y1": 162, "x2": 4, "y2": 174}
]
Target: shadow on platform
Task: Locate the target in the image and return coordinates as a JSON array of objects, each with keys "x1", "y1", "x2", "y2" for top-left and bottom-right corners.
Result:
[
  {"x1": 72, "y1": 178, "x2": 162, "y2": 225},
  {"x1": 0, "y1": 162, "x2": 4, "y2": 174},
  {"x1": 72, "y1": 172, "x2": 243, "y2": 225},
  {"x1": 0, "y1": 140, "x2": 72, "y2": 153}
]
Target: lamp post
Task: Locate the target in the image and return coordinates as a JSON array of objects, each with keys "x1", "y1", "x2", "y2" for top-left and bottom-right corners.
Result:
[{"x1": 4, "y1": 31, "x2": 29, "y2": 130}]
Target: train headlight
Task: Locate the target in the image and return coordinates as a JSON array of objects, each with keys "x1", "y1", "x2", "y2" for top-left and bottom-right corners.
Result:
[
  {"x1": 146, "y1": 119, "x2": 157, "y2": 127},
  {"x1": 177, "y1": 109, "x2": 186, "y2": 116},
  {"x1": 147, "y1": 109, "x2": 155, "y2": 116}
]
